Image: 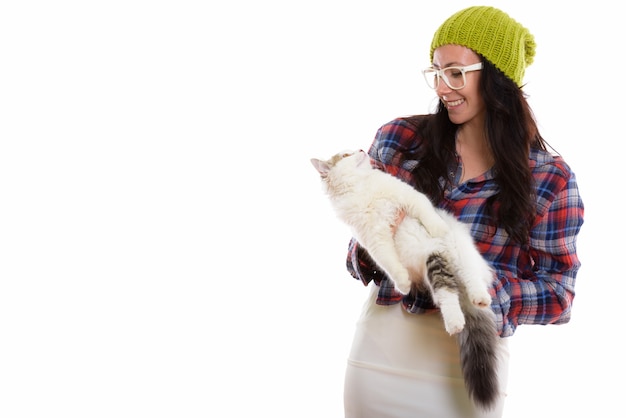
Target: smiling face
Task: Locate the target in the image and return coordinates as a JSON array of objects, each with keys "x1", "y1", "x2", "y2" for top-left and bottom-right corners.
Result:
[{"x1": 432, "y1": 44, "x2": 485, "y2": 127}]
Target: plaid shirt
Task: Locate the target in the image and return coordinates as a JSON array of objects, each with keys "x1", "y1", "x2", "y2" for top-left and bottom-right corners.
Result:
[{"x1": 346, "y1": 117, "x2": 584, "y2": 337}]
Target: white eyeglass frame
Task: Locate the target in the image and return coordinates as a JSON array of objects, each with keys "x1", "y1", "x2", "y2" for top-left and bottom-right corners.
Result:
[{"x1": 422, "y1": 62, "x2": 483, "y2": 90}]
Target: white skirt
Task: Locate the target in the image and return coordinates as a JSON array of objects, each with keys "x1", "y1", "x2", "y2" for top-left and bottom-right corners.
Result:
[{"x1": 344, "y1": 285, "x2": 509, "y2": 418}]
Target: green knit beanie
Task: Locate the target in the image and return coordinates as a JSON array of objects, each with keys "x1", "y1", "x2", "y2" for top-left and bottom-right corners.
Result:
[{"x1": 430, "y1": 6, "x2": 536, "y2": 86}]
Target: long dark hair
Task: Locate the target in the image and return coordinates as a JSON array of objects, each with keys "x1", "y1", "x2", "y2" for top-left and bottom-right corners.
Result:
[{"x1": 405, "y1": 57, "x2": 547, "y2": 245}]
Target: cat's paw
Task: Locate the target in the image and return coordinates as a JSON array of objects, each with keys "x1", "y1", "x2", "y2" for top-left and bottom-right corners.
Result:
[
  {"x1": 389, "y1": 268, "x2": 412, "y2": 294},
  {"x1": 469, "y1": 287, "x2": 492, "y2": 308},
  {"x1": 443, "y1": 315, "x2": 465, "y2": 335},
  {"x1": 393, "y1": 280, "x2": 412, "y2": 295},
  {"x1": 439, "y1": 302, "x2": 465, "y2": 335}
]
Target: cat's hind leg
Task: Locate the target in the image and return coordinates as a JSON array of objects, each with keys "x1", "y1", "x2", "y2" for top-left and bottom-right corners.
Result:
[
  {"x1": 426, "y1": 252, "x2": 465, "y2": 334},
  {"x1": 448, "y1": 236, "x2": 494, "y2": 308},
  {"x1": 457, "y1": 260, "x2": 492, "y2": 308},
  {"x1": 436, "y1": 290, "x2": 465, "y2": 335}
]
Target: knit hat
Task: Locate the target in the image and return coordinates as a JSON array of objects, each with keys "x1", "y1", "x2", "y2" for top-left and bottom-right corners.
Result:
[{"x1": 430, "y1": 6, "x2": 536, "y2": 86}]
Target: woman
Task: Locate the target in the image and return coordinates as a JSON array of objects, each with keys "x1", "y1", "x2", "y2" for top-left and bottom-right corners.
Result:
[{"x1": 343, "y1": 6, "x2": 584, "y2": 418}]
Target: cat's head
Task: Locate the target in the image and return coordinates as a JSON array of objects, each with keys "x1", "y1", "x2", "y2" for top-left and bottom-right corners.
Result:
[{"x1": 310, "y1": 150, "x2": 369, "y2": 179}]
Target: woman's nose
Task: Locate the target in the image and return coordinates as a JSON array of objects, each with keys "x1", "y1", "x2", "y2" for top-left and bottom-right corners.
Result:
[{"x1": 435, "y1": 78, "x2": 453, "y2": 95}]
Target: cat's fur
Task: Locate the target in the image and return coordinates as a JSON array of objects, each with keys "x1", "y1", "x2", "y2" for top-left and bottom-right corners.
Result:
[{"x1": 311, "y1": 150, "x2": 500, "y2": 410}]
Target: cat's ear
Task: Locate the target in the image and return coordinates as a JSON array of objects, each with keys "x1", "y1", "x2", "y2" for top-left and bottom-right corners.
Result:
[{"x1": 310, "y1": 158, "x2": 330, "y2": 177}]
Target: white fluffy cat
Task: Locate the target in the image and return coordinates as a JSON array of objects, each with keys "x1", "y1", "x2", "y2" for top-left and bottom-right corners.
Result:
[{"x1": 311, "y1": 149, "x2": 500, "y2": 410}]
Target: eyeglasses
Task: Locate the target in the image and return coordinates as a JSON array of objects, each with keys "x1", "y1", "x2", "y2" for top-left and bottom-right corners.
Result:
[{"x1": 422, "y1": 63, "x2": 483, "y2": 90}]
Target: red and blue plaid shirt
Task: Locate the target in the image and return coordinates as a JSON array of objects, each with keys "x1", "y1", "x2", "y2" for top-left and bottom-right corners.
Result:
[{"x1": 346, "y1": 117, "x2": 584, "y2": 337}]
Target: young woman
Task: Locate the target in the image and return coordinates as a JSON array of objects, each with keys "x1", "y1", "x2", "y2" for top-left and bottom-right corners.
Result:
[{"x1": 343, "y1": 6, "x2": 584, "y2": 418}]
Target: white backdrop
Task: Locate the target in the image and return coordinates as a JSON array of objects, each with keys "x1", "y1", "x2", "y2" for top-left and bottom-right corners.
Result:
[{"x1": 0, "y1": 1, "x2": 620, "y2": 417}]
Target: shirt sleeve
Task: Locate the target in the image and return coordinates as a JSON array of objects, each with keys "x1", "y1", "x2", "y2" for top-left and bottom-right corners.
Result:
[
  {"x1": 346, "y1": 237, "x2": 381, "y2": 285},
  {"x1": 493, "y1": 162, "x2": 584, "y2": 334}
]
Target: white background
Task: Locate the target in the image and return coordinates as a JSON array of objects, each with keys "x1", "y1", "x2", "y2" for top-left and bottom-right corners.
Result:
[{"x1": 0, "y1": 1, "x2": 620, "y2": 417}]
